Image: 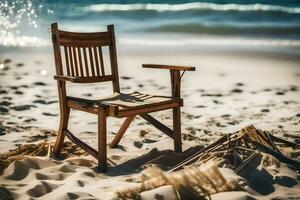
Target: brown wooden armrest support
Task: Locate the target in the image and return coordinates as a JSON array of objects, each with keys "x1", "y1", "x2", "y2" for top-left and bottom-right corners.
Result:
[
  {"x1": 54, "y1": 75, "x2": 78, "y2": 82},
  {"x1": 143, "y1": 64, "x2": 195, "y2": 98},
  {"x1": 142, "y1": 64, "x2": 196, "y2": 71}
]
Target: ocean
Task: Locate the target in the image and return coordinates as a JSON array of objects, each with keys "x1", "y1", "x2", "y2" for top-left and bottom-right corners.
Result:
[{"x1": 1, "y1": 0, "x2": 300, "y2": 50}]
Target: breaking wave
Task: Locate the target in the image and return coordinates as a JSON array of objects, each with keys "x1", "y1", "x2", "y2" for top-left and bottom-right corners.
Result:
[{"x1": 84, "y1": 2, "x2": 300, "y2": 14}]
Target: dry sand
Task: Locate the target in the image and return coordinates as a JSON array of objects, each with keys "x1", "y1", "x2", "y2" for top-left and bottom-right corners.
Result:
[{"x1": 0, "y1": 49, "x2": 300, "y2": 199}]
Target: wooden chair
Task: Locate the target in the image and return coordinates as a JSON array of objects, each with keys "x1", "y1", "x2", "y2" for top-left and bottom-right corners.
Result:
[{"x1": 51, "y1": 23, "x2": 195, "y2": 172}]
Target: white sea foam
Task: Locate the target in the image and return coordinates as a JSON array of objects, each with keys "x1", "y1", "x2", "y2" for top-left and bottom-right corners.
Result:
[
  {"x1": 119, "y1": 36, "x2": 300, "y2": 47},
  {"x1": 1, "y1": 32, "x2": 300, "y2": 48},
  {"x1": 0, "y1": 30, "x2": 48, "y2": 47},
  {"x1": 85, "y1": 2, "x2": 300, "y2": 14}
]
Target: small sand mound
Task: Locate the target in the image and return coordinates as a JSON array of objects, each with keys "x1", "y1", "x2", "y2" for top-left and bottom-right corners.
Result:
[{"x1": 0, "y1": 141, "x2": 87, "y2": 175}]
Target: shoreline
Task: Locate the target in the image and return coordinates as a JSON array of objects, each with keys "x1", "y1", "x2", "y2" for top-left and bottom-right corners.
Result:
[{"x1": 1, "y1": 32, "x2": 300, "y2": 57}]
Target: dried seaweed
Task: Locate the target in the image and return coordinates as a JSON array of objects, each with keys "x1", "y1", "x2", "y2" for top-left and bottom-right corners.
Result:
[
  {"x1": 116, "y1": 162, "x2": 240, "y2": 200},
  {"x1": 116, "y1": 125, "x2": 300, "y2": 199},
  {"x1": 0, "y1": 141, "x2": 87, "y2": 175},
  {"x1": 170, "y1": 125, "x2": 300, "y2": 172}
]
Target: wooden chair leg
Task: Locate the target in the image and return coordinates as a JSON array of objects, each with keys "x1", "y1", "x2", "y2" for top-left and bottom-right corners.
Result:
[
  {"x1": 98, "y1": 108, "x2": 107, "y2": 172},
  {"x1": 110, "y1": 116, "x2": 135, "y2": 148},
  {"x1": 53, "y1": 106, "x2": 70, "y2": 156},
  {"x1": 173, "y1": 107, "x2": 182, "y2": 153}
]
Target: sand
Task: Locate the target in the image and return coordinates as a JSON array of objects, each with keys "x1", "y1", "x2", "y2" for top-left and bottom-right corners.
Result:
[{"x1": 0, "y1": 48, "x2": 300, "y2": 199}]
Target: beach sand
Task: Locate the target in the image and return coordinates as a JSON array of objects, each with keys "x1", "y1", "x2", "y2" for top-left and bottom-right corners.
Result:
[{"x1": 0, "y1": 48, "x2": 300, "y2": 199}]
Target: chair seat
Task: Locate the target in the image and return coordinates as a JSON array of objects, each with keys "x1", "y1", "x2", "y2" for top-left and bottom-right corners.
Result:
[{"x1": 67, "y1": 91, "x2": 182, "y2": 117}]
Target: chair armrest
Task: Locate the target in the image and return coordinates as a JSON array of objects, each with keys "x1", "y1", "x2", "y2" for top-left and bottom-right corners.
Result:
[
  {"x1": 143, "y1": 64, "x2": 195, "y2": 98},
  {"x1": 142, "y1": 64, "x2": 196, "y2": 71},
  {"x1": 54, "y1": 75, "x2": 78, "y2": 82}
]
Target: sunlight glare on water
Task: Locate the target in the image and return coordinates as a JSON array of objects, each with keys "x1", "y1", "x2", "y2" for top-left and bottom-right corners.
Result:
[{"x1": 0, "y1": 0, "x2": 50, "y2": 47}]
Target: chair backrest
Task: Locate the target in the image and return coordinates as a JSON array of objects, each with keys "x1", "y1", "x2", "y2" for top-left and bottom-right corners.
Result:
[{"x1": 51, "y1": 23, "x2": 120, "y2": 93}]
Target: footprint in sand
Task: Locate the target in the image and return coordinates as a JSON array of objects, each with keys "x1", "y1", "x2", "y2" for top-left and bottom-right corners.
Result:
[
  {"x1": 33, "y1": 82, "x2": 47, "y2": 86},
  {"x1": 67, "y1": 192, "x2": 94, "y2": 199},
  {"x1": 33, "y1": 99, "x2": 58, "y2": 105},
  {"x1": 221, "y1": 114, "x2": 230, "y2": 118},
  {"x1": 213, "y1": 100, "x2": 223, "y2": 104},
  {"x1": 236, "y1": 82, "x2": 244, "y2": 87},
  {"x1": 47, "y1": 100, "x2": 58, "y2": 104},
  {"x1": 263, "y1": 88, "x2": 272, "y2": 92},
  {"x1": 83, "y1": 93, "x2": 92, "y2": 97},
  {"x1": 3, "y1": 59, "x2": 11, "y2": 64},
  {"x1": 142, "y1": 139, "x2": 157, "y2": 144},
  {"x1": 139, "y1": 130, "x2": 149, "y2": 137},
  {"x1": 261, "y1": 109, "x2": 270, "y2": 113},
  {"x1": 4, "y1": 160, "x2": 30, "y2": 180},
  {"x1": 2, "y1": 66, "x2": 10, "y2": 71},
  {"x1": 10, "y1": 105, "x2": 36, "y2": 111},
  {"x1": 231, "y1": 88, "x2": 243, "y2": 93},
  {"x1": 202, "y1": 93, "x2": 223, "y2": 97},
  {"x1": 0, "y1": 90, "x2": 8, "y2": 94},
  {"x1": 58, "y1": 165, "x2": 77, "y2": 173},
  {"x1": 77, "y1": 180, "x2": 84, "y2": 187},
  {"x1": 0, "y1": 106, "x2": 9, "y2": 113},
  {"x1": 121, "y1": 86, "x2": 131, "y2": 90},
  {"x1": 0, "y1": 101, "x2": 12, "y2": 106},
  {"x1": 27, "y1": 181, "x2": 59, "y2": 198},
  {"x1": 33, "y1": 99, "x2": 47, "y2": 104},
  {"x1": 15, "y1": 63, "x2": 24, "y2": 67},
  {"x1": 195, "y1": 105, "x2": 206, "y2": 108},
  {"x1": 82, "y1": 171, "x2": 95, "y2": 178},
  {"x1": 134, "y1": 141, "x2": 143, "y2": 148},
  {"x1": 120, "y1": 76, "x2": 132, "y2": 80},
  {"x1": 0, "y1": 127, "x2": 6, "y2": 135},
  {"x1": 10, "y1": 86, "x2": 19, "y2": 90},
  {"x1": 42, "y1": 112, "x2": 58, "y2": 117},
  {"x1": 35, "y1": 172, "x2": 65, "y2": 181},
  {"x1": 140, "y1": 185, "x2": 178, "y2": 200},
  {"x1": 67, "y1": 158, "x2": 94, "y2": 167},
  {"x1": 111, "y1": 155, "x2": 122, "y2": 161},
  {"x1": 290, "y1": 85, "x2": 298, "y2": 92},
  {"x1": 14, "y1": 90, "x2": 23, "y2": 95}
]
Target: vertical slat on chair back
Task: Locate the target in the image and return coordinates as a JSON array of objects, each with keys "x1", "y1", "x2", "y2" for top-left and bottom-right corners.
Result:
[{"x1": 51, "y1": 23, "x2": 120, "y2": 92}]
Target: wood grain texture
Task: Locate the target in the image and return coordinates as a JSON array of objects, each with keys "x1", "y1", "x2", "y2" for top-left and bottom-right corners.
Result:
[
  {"x1": 143, "y1": 64, "x2": 196, "y2": 71},
  {"x1": 110, "y1": 116, "x2": 135, "y2": 148}
]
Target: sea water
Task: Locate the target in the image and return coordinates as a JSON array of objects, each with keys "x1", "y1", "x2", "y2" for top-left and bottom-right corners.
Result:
[{"x1": 0, "y1": 0, "x2": 300, "y2": 51}]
